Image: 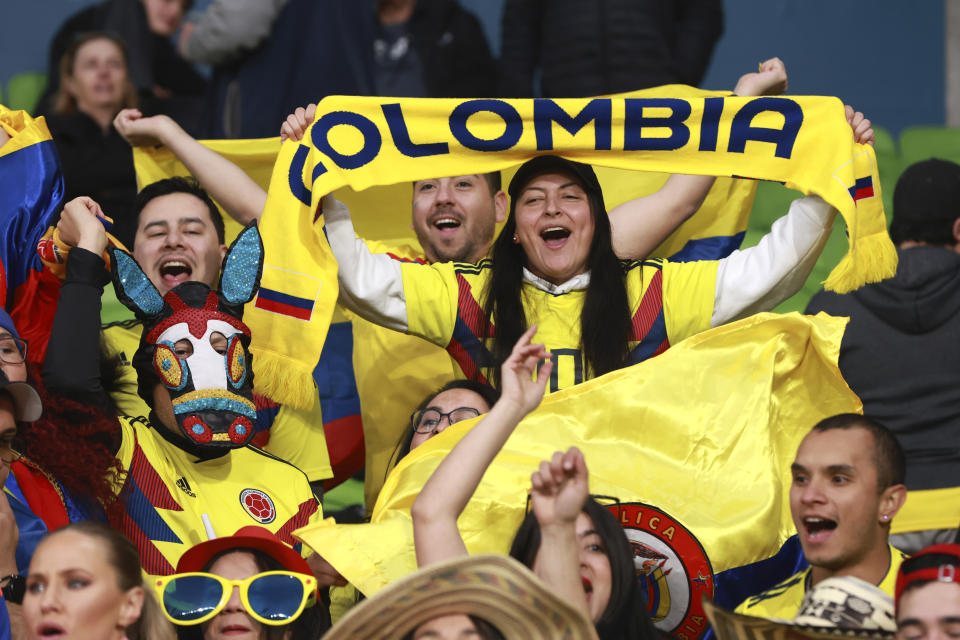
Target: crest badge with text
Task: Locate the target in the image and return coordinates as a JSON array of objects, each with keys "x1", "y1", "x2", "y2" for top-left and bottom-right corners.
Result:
[{"x1": 609, "y1": 503, "x2": 714, "y2": 640}]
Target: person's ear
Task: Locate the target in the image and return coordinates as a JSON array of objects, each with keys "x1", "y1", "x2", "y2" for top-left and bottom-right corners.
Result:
[
  {"x1": 117, "y1": 585, "x2": 144, "y2": 628},
  {"x1": 878, "y1": 483, "x2": 907, "y2": 525},
  {"x1": 951, "y1": 217, "x2": 960, "y2": 246},
  {"x1": 494, "y1": 190, "x2": 507, "y2": 224}
]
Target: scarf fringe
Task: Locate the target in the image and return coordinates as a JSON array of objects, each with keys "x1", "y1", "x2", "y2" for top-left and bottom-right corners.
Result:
[
  {"x1": 251, "y1": 349, "x2": 316, "y2": 410},
  {"x1": 824, "y1": 231, "x2": 898, "y2": 294}
]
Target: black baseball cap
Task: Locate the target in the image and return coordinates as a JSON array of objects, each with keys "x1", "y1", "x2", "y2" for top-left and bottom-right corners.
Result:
[
  {"x1": 508, "y1": 156, "x2": 603, "y2": 200},
  {"x1": 893, "y1": 158, "x2": 960, "y2": 227},
  {"x1": 0, "y1": 367, "x2": 42, "y2": 422}
]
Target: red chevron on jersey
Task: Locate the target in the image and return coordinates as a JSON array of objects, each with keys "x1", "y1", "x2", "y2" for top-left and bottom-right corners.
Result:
[{"x1": 274, "y1": 499, "x2": 320, "y2": 546}]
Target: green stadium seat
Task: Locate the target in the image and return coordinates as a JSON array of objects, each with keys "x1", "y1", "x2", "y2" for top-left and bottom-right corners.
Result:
[
  {"x1": 872, "y1": 126, "x2": 899, "y2": 223},
  {"x1": 899, "y1": 125, "x2": 960, "y2": 167},
  {"x1": 741, "y1": 180, "x2": 850, "y2": 314},
  {"x1": 6, "y1": 72, "x2": 47, "y2": 115}
]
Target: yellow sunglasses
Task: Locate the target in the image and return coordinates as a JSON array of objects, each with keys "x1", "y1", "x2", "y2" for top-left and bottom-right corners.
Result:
[{"x1": 154, "y1": 571, "x2": 317, "y2": 626}]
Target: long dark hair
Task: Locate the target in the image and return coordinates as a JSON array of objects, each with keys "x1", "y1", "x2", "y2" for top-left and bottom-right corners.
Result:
[
  {"x1": 386, "y1": 379, "x2": 500, "y2": 475},
  {"x1": 176, "y1": 548, "x2": 330, "y2": 640},
  {"x1": 482, "y1": 183, "x2": 632, "y2": 389},
  {"x1": 509, "y1": 498, "x2": 657, "y2": 640}
]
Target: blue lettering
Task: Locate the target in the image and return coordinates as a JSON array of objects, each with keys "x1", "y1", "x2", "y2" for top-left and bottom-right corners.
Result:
[
  {"x1": 449, "y1": 99, "x2": 523, "y2": 152},
  {"x1": 287, "y1": 145, "x2": 312, "y2": 206},
  {"x1": 699, "y1": 97, "x2": 724, "y2": 152},
  {"x1": 310, "y1": 111, "x2": 382, "y2": 170},
  {"x1": 381, "y1": 103, "x2": 450, "y2": 158},
  {"x1": 541, "y1": 348, "x2": 584, "y2": 392},
  {"x1": 624, "y1": 98, "x2": 691, "y2": 151},
  {"x1": 727, "y1": 97, "x2": 803, "y2": 159},
  {"x1": 533, "y1": 99, "x2": 612, "y2": 151}
]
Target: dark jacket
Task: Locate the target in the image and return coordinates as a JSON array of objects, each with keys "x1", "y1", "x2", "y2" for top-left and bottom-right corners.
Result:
[
  {"x1": 46, "y1": 112, "x2": 138, "y2": 248},
  {"x1": 202, "y1": 0, "x2": 377, "y2": 138},
  {"x1": 403, "y1": 0, "x2": 497, "y2": 98},
  {"x1": 499, "y1": 0, "x2": 723, "y2": 98},
  {"x1": 806, "y1": 246, "x2": 960, "y2": 491}
]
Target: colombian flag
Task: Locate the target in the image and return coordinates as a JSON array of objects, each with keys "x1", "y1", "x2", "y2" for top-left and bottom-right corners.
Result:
[
  {"x1": 0, "y1": 106, "x2": 64, "y2": 364},
  {"x1": 295, "y1": 312, "x2": 864, "y2": 638}
]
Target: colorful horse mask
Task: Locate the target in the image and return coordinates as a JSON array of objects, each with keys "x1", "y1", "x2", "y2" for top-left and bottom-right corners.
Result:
[{"x1": 110, "y1": 224, "x2": 264, "y2": 449}]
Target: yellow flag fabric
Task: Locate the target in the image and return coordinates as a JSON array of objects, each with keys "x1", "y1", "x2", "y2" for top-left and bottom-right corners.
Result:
[{"x1": 295, "y1": 313, "x2": 862, "y2": 608}]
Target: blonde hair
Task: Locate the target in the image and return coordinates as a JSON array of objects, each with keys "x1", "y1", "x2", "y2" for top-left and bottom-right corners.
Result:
[{"x1": 52, "y1": 31, "x2": 138, "y2": 115}]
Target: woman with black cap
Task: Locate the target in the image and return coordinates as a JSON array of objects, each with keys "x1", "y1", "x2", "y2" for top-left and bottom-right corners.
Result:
[{"x1": 323, "y1": 121, "x2": 871, "y2": 392}]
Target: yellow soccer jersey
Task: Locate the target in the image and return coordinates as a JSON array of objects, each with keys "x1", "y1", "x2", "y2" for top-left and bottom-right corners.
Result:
[
  {"x1": 400, "y1": 257, "x2": 718, "y2": 392},
  {"x1": 734, "y1": 545, "x2": 908, "y2": 619},
  {"x1": 102, "y1": 321, "x2": 332, "y2": 482},
  {"x1": 115, "y1": 415, "x2": 321, "y2": 577},
  {"x1": 346, "y1": 239, "x2": 460, "y2": 511}
]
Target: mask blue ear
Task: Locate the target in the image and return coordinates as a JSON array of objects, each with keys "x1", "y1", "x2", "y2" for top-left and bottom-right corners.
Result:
[
  {"x1": 110, "y1": 248, "x2": 165, "y2": 319},
  {"x1": 218, "y1": 222, "x2": 264, "y2": 306}
]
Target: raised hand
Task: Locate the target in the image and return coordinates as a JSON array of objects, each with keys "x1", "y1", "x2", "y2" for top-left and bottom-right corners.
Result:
[
  {"x1": 530, "y1": 447, "x2": 589, "y2": 529},
  {"x1": 280, "y1": 104, "x2": 318, "y2": 143},
  {"x1": 733, "y1": 57, "x2": 788, "y2": 97},
  {"x1": 498, "y1": 325, "x2": 552, "y2": 418},
  {"x1": 58, "y1": 197, "x2": 109, "y2": 255},
  {"x1": 114, "y1": 109, "x2": 179, "y2": 147},
  {"x1": 845, "y1": 105, "x2": 875, "y2": 146}
]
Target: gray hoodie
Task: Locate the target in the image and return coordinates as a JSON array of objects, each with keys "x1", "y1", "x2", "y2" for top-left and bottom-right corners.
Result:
[{"x1": 806, "y1": 246, "x2": 960, "y2": 491}]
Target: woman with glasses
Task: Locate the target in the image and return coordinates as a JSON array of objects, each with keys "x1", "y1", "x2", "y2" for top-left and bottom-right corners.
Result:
[
  {"x1": 21, "y1": 520, "x2": 173, "y2": 640},
  {"x1": 388, "y1": 379, "x2": 499, "y2": 471},
  {"x1": 156, "y1": 526, "x2": 329, "y2": 640},
  {"x1": 411, "y1": 327, "x2": 657, "y2": 640}
]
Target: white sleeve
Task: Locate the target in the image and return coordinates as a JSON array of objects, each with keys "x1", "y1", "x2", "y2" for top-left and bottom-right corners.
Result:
[
  {"x1": 323, "y1": 197, "x2": 409, "y2": 333},
  {"x1": 711, "y1": 195, "x2": 836, "y2": 327}
]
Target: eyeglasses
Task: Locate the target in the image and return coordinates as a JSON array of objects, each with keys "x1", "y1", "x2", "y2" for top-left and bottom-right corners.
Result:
[
  {"x1": 0, "y1": 338, "x2": 26, "y2": 365},
  {"x1": 410, "y1": 407, "x2": 481, "y2": 434},
  {"x1": 154, "y1": 571, "x2": 316, "y2": 626},
  {"x1": 0, "y1": 447, "x2": 21, "y2": 465}
]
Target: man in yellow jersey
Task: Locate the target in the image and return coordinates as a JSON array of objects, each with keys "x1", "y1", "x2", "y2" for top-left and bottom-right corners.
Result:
[
  {"x1": 46, "y1": 197, "x2": 322, "y2": 577},
  {"x1": 736, "y1": 414, "x2": 909, "y2": 619},
  {"x1": 56, "y1": 177, "x2": 332, "y2": 494}
]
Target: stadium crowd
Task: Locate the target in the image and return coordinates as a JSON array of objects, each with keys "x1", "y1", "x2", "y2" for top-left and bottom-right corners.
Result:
[{"x1": 0, "y1": 0, "x2": 958, "y2": 639}]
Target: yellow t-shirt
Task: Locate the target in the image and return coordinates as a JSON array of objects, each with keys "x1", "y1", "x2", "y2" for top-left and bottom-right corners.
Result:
[
  {"x1": 734, "y1": 545, "x2": 908, "y2": 619},
  {"x1": 102, "y1": 321, "x2": 332, "y2": 482},
  {"x1": 400, "y1": 258, "x2": 718, "y2": 391},
  {"x1": 114, "y1": 415, "x2": 321, "y2": 577}
]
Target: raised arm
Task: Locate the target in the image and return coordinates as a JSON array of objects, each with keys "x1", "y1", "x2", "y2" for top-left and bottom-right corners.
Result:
[
  {"x1": 710, "y1": 105, "x2": 874, "y2": 325},
  {"x1": 608, "y1": 57, "x2": 789, "y2": 260},
  {"x1": 528, "y1": 446, "x2": 592, "y2": 619},
  {"x1": 42, "y1": 197, "x2": 112, "y2": 405},
  {"x1": 113, "y1": 109, "x2": 267, "y2": 224},
  {"x1": 411, "y1": 327, "x2": 551, "y2": 567}
]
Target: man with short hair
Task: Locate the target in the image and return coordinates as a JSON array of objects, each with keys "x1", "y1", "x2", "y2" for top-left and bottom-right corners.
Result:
[
  {"x1": 806, "y1": 158, "x2": 960, "y2": 550},
  {"x1": 895, "y1": 544, "x2": 960, "y2": 640},
  {"x1": 736, "y1": 414, "x2": 909, "y2": 619}
]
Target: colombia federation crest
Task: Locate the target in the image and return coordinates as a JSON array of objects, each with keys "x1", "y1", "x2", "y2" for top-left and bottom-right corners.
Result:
[{"x1": 609, "y1": 502, "x2": 714, "y2": 640}]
